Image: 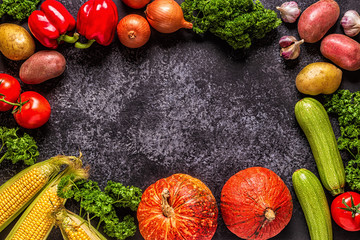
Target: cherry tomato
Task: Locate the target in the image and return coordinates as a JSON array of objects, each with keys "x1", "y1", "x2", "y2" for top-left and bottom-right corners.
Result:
[
  {"x1": 331, "y1": 191, "x2": 360, "y2": 231},
  {"x1": 13, "y1": 91, "x2": 51, "y2": 129},
  {"x1": 0, "y1": 73, "x2": 21, "y2": 111}
]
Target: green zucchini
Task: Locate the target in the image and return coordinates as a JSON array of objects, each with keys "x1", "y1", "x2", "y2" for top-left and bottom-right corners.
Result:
[
  {"x1": 292, "y1": 169, "x2": 332, "y2": 240},
  {"x1": 295, "y1": 97, "x2": 345, "y2": 196}
]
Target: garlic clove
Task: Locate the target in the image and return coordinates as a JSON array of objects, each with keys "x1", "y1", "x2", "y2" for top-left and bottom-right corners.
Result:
[
  {"x1": 341, "y1": 10, "x2": 360, "y2": 37},
  {"x1": 279, "y1": 35, "x2": 298, "y2": 48},
  {"x1": 276, "y1": 1, "x2": 301, "y2": 23},
  {"x1": 280, "y1": 39, "x2": 304, "y2": 60}
]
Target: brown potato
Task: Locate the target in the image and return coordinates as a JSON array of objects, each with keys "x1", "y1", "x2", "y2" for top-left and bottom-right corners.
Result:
[
  {"x1": 298, "y1": 0, "x2": 340, "y2": 43},
  {"x1": 0, "y1": 23, "x2": 35, "y2": 61},
  {"x1": 296, "y1": 62, "x2": 342, "y2": 95},
  {"x1": 20, "y1": 50, "x2": 66, "y2": 84}
]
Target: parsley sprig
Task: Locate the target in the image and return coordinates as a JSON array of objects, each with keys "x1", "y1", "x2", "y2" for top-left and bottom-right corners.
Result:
[
  {"x1": 0, "y1": 126, "x2": 39, "y2": 165},
  {"x1": 58, "y1": 178, "x2": 142, "y2": 240},
  {"x1": 324, "y1": 90, "x2": 360, "y2": 191}
]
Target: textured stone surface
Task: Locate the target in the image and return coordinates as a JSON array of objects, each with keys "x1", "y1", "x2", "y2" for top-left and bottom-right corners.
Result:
[{"x1": 0, "y1": 0, "x2": 359, "y2": 239}]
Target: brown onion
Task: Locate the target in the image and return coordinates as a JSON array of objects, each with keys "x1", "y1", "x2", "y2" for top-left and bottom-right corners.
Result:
[
  {"x1": 117, "y1": 14, "x2": 151, "y2": 48},
  {"x1": 122, "y1": 0, "x2": 150, "y2": 9},
  {"x1": 145, "y1": 0, "x2": 193, "y2": 33}
]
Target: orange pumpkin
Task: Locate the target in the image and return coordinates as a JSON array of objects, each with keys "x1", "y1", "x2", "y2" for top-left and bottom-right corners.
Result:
[
  {"x1": 221, "y1": 167, "x2": 293, "y2": 240},
  {"x1": 137, "y1": 173, "x2": 218, "y2": 240}
]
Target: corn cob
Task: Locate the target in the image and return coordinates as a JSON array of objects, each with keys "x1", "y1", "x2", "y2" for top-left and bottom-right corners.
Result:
[
  {"x1": 55, "y1": 209, "x2": 107, "y2": 240},
  {"x1": 5, "y1": 164, "x2": 88, "y2": 240},
  {"x1": 0, "y1": 156, "x2": 73, "y2": 232}
]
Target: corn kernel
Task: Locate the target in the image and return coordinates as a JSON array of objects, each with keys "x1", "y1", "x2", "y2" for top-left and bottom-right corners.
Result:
[
  {"x1": 11, "y1": 184, "x2": 64, "y2": 240},
  {"x1": 0, "y1": 165, "x2": 53, "y2": 226}
]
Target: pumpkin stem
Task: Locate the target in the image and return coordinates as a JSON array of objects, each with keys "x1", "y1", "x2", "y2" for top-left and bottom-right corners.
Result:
[
  {"x1": 161, "y1": 188, "x2": 175, "y2": 218},
  {"x1": 264, "y1": 208, "x2": 276, "y2": 222}
]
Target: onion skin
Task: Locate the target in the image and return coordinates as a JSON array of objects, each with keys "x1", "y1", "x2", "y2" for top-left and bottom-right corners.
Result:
[
  {"x1": 320, "y1": 34, "x2": 360, "y2": 71},
  {"x1": 145, "y1": 0, "x2": 193, "y2": 33},
  {"x1": 121, "y1": 0, "x2": 150, "y2": 9},
  {"x1": 117, "y1": 14, "x2": 151, "y2": 48}
]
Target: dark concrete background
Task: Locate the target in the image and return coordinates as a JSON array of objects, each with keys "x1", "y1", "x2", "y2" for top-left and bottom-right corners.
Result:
[{"x1": 0, "y1": 0, "x2": 360, "y2": 239}]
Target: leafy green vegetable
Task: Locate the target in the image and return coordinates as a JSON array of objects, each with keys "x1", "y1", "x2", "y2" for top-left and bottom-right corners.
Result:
[
  {"x1": 58, "y1": 179, "x2": 142, "y2": 240},
  {"x1": 0, "y1": 126, "x2": 39, "y2": 165},
  {"x1": 324, "y1": 90, "x2": 360, "y2": 191},
  {"x1": 181, "y1": 0, "x2": 282, "y2": 49},
  {"x1": 0, "y1": 0, "x2": 40, "y2": 21},
  {"x1": 104, "y1": 180, "x2": 142, "y2": 212}
]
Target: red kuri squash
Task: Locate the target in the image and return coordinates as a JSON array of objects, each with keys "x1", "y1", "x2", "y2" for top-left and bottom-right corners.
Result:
[
  {"x1": 137, "y1": 173, "x2": 218, "y2": 240},
  {"x1": 221, "y1": 167, "x2": 293, "y2": 240}
]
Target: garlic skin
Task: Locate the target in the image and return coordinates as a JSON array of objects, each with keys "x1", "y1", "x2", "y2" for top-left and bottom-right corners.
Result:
[
  {"x1": 341, "y1": 10, "x2": 360, "y2": 37},
  {"x1": 280, "y1": 38, "x2": 304, "y2": 60},
  {"x1": 276, "y1": 1, "x2": 301, "y2": 23},
  {"x1": 279, "y1": 36, "x2": 298, "y2": 48}
]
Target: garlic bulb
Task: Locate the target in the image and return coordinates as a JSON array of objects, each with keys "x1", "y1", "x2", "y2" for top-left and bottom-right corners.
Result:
[
  {"x1": 279, "y1": 36, "x2": 304, "y2": 60},
  {"x1": 341, "y1": 10, "x2": 360, "y2": 37},
  {"x1": 279, "y1": 35, "x2": 298, "y2": 48},
  {"x1": 276, "y1": 1, "x2": 301, "y2": 23}
]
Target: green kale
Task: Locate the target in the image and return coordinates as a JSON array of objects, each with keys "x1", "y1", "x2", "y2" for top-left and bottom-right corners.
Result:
[
  {"x1": 0, "y1": 126, "x2": 39, "y2": 165},
  {"x1": 324, "y1": 90, "x2": 360, "y2": 191},
  {"x1": 181, "y1": 0, "x2": 282, "y2": 49},
  {"x1": 0, "y1": 0, "x2": 40, "y2": 21},
  {"x1": 58, "y1": 179, "x2": 142, "y2": 240}
]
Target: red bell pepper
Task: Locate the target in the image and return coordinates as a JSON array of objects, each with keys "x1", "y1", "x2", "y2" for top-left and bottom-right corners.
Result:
[
  {"x1": 75, "y1": 0, "x2": 119, "y2": 49},
  {"x1": 28, "y1": 0, "x2": 78, "y2": 49}
]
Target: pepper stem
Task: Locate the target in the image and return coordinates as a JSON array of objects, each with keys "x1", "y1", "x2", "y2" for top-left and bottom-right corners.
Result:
[
  {"x1": 75, "y1": 39, "x2": 96, "y2": 49},
  {"x1": 161, "y1": 188, "x2": 175, "y2": 218},
  {"x1": 58, "y1": 33, "x2": 80, "y2": 44}
]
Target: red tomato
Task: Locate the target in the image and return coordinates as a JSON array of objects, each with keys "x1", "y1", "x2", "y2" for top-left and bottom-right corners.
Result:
[
  {"x1": 331, "y1": 191, "x2": 360, "y2": 231},
  {"x1": 13, "y1": 91, "x2": 51, "y2": 129},
  {"x1": 0, "y1": 73, "x2": 21, "y2": 111}
]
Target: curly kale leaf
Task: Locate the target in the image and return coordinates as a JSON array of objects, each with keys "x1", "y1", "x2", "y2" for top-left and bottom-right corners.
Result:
[
  {"x1": 181, "y1": 0, "x2": 281, "y2": 49},
  {"x1": 0, "y1": 127, "x2": 39, "y2": 165},
  {"x1": 0, "y1": 0, "x2": 40, "y2": 20},
  {"x1": 324, "y1": 90, "x2": 360, "y2": 191}
]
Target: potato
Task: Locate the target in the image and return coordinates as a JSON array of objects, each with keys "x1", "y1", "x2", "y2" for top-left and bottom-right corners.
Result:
[
  {"x1": 20, "y1": 50, "x2": 66, "y2": 84},
  {"x1": 0, "y1": 23, "x2": 35, "y2": 61},
  {"x1": 298, "y1": 0, "x2": 340, "y2": 43},
  {"x1": 296, "y1": 62, "x2": 342, "y2": 95},
  {"x1": 320, "y1": 34, "x2": 360, "y2": 71}
]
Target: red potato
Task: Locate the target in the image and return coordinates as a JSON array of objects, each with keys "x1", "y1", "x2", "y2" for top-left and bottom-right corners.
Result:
[
  {"x1": 20, "y1": 50, "x2": 66, "y2": 84},
  {"x1": 320, "y1": 34, "x2": 360, "y2": 71},
  {"x1": 298, "y1": 0, "x2": 340, "y2": 43}
]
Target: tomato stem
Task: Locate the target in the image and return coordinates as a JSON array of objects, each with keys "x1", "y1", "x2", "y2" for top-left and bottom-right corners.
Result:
[
  {"x1": 161, "y1": 188, "x2": 175, "y2": 218},
  {"x1": 338, "y1": 194, "x2": 360, "y2": 218},
  {"x1": 0, "y1": 97, "x2": 28, "y2": 114}
]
